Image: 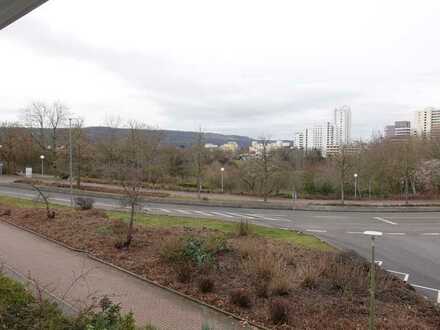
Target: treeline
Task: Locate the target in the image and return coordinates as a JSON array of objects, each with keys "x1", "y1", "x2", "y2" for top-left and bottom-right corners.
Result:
[{"x1": 1, "y1": 102, "x2": 440, "y2": 201}]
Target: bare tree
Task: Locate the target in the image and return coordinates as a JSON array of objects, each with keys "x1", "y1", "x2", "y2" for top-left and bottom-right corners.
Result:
[
  {"x1": 31, "y1": 184, "x2": 55, "y2": 219},
  {"x1": 107, "y1": 120, "x2": 147, "y2": 249},
  {"x1": 333, "y1": 145, "x2": 353, "y2": 205},
  {"x1": 23, "y1": 101, "x2": 69, "y2": 173},
  {"x1": 193, "y1": 127, "x2": 205, "y2": 200},
  {"x1": 255, "y1": 137, "x2": 279, "y2": 202}
]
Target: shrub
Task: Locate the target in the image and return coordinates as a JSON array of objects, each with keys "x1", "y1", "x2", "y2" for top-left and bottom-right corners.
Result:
[
  {"x1": 269, "y1": 298, "x2": 290, "y2": 324},
  {"x1": 199, "y1": 277, "x2": 215, "y2": 293},
  {"x1": 74, "y1": 197, "x2": 95, "y2": 210},
  {"x1": 174, "y1": 262, "x2": 193, "y2": 283},
  {"x1": 160, "y1": 237, "x2": 186, "y2": 263},
  {"x1": 235, "y1": 219, "x2": 251, "y2": 237},
  {"x1": 230, "y1": 288, "x2": 252, "y2": 308},
  {"x1": 270, "y1": 273, "x2": 291, "y2": 296}
]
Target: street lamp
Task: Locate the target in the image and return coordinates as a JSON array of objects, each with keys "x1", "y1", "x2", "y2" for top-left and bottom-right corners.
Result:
[
  {"x1": 363, "y1": 230, "x2": 383, "y2": 330},
  {"x1": 220, "y1": 167, "x2": 225, "y2": 193},
  {"x1": 40, "y1": 155, "x2": 45, "y2": 176},
  {"x1": 354, "y1": 173, "x2": 358, "y2": 199}
]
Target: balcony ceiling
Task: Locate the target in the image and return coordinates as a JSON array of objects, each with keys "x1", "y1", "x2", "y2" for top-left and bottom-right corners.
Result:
[{"x1": 0, "y1": 0, "x2": 48, "y2": 30}]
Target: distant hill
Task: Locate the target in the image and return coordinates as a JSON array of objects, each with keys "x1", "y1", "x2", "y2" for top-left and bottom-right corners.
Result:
[{"x1": 83, "y1": 127, "x2": 253, "y2": 149}]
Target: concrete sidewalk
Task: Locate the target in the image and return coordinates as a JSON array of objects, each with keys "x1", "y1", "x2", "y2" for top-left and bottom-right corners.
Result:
[{"x1": 0, "y1": 221, "x2": 254, "y2": 330}]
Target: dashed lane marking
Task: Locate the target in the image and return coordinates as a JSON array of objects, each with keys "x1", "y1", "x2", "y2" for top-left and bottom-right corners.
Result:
[
  {"x1": 305, "y1": 229, "x2": 327, "y2": 233},
  {"x1": 209, "y1": 211, "x2": 234, "y2": 218},
  {"x1": 245, "y1": 214, "x2": 287, "y2": 221},
  {"x1": 421, "y1": 233, "x2": 440, "y2": 236},
  {"x1": 224, "y1": 212, "x2": 256, "y2": 219},
  {"x1": 347, "y1": 231, "x2": 363, "y2": 234},
  {"x1": 193, "y1": 210, "x2": 214, "y2": 217},
  {"x1": 174, "y1": 209, "x2": 192, "y2": 215},
  {"x1": 373, "y1": 217, "x2": 397, "y2": 225},
  {"x1": 386, "y1": 233, "x2": 406, "y2": 236},
  {"x1": 158, "y1": 208, "x2": 171, "y2": 213}
]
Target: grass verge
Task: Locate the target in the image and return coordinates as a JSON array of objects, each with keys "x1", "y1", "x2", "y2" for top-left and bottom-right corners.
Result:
[{"x1": 107, "y1": 211, "x2": 331, "y2": 251}]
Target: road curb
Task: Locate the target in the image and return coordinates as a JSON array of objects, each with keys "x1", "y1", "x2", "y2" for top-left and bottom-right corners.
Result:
[{"x1": 0, "y1": 218, "x2": 266, "y2": 330}]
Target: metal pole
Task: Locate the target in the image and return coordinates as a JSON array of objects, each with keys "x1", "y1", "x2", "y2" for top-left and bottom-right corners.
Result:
[
  {"x1": 69, "y1": 118, "x2": 73, "y2": 207},
  {"x1": 368, "y1": 236, "x2": 376, "y2": 330},
  {"x1": 41, "y1": 159, "x2": 44, "y2": 176},
  {"x1": 355, "y1": 176, "x2": 357, "y2": 199},
  {"x1": 221, "y1": 171, "x2": 224, "y2": 193}
]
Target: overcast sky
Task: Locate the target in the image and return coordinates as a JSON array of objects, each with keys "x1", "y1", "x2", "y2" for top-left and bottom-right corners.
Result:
[{"x1": 1, "y1": 0, "x2": 440, "y2": 139}]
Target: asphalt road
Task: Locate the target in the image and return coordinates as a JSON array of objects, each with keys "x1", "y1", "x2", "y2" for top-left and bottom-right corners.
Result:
[{"x1": 1, "y1": 185, "x2": 439, "y2": 302}]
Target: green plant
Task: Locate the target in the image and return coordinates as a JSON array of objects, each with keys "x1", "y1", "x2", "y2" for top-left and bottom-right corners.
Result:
[{"x1": 183, "y1": 237, "x2": 214, "y2": 266}]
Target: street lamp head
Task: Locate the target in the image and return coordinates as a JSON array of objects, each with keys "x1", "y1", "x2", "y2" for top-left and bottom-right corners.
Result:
[
  {"x1": 40, "y1": 155, "x2": 45, "y2": 160},
  {"x1": 221, "y1": 167, "x2": 225, "y2": 172},
  {"x1": 354, "y1": 173, "x2": 358, "y2": 178},
  {"x1": 363, "y1": 230, "x2": 382, "y2": 237}
]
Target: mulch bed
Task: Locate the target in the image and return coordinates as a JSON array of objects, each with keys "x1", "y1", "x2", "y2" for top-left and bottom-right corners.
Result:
[{"x1": 1, "y1": 204, "x2": 440, "y2": 329}]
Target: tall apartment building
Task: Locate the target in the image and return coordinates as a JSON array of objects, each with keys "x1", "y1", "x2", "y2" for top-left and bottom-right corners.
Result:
[
  {"x1": 414, "y1": 107, "x2": 440, "y2": 138},
  {"x1": 334, "y1": 105, "x2": 352, "y2": 145},
  {"x1": 384, "y1": 121, "x2": 411, "y2": 140}
]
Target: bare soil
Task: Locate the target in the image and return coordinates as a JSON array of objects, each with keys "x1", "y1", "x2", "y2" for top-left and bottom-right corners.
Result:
[{"x1": 1, "y1": 204, "x2": 439, "y2": 329}]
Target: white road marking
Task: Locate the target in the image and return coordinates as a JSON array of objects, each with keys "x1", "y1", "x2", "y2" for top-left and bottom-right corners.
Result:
[
  {"x1": 143, "y1": 207, "x2": 153, "y2": 211},
  {"x1": 209, "y1": 211, "x2": 234, "y2": 218},
  {"x1": 193, "y1": 210, "x2": 213, "y2": 217},
  {"x1": 94, "y1": 202, "x2": 114, "y2": 208},
  {"x1": 386, "y1": 233, "x2": 406, "y2": 236},
  {"x1": 421, "y1": 233, "x2": 440, "y2": 236},
  {"x1": 375, "y1": 260, "x2": 383, "y2": 266},
  {"x1": 51, "y1": 197, "x2": 70, "y2": 202},
  {"x1": 411, "y1": 284, "x2": 440, "y2": 303},
  {"x1": 347, "y1": 231, "x2": 363, "y2": 234},
  {"x1": 245, "y1": 214, "x2": 286, "y2": 221},
  {"x1": 387, "y1": 270, "x2": 410, "y2": 282},
  {"x1": 158, "y1": 208, "x2": 171, "y2": 213},
  {"x1": 306, "y1": 229, "x2": 327, "y2": 233},
  {"x1": 373, "y1": 217, "x2": 397, "y2": 225},
  {"x1": 174, "y1": 209, "x2": 192, "y2": 215},
  {"x1": 224, "y1": 212, "x2": 255, "y2": 219}
]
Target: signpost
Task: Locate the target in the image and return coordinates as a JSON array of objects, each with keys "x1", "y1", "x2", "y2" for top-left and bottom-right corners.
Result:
[{"x1": 0, "y1": 161, "x2": 3, "y2": 176}]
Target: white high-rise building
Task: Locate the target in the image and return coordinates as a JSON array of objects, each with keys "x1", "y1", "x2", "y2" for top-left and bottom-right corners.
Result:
[
  {"x1": 334, "y1": 106, "x2": 352, "y2": 145},
  {"x1": 414, "y1": 107, "x2": 440, "y2": 138},
  {"x1": 295, "y1": 122, "x2": 334, "y2": 156},
  {"x1": 293, "y1": 132, "x2": 304, "y2": 149}
]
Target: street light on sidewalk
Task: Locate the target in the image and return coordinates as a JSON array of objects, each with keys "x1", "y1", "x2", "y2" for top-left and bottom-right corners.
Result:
[
  {"x1": 220, "y1": 167, "x2": 225, "y2": 193},
  {"x1": 40, "y1": 155, "x2": 45, "y2": 176},
  {"x1": 363, "y1": 230, "x2": 383, "y2": 330},
  {"x1": 354, "y1": 173, "x2": 358, "y2": 199}
]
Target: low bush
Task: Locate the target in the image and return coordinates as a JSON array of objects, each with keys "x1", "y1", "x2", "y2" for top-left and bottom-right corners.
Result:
[
  {"x1": 198, "y1": 277, "x2": 215, "y2": 293},
  {"x1": 230, "y1": 288, "x2": 252, "y2": 308},
  {"x1": 270, "y1": 273, "x2": 291, "y2": 296},
  {"x1": 74, "y1": 197, "x2": 95, "y2": 210},
  {"x1": 160, "y1": 236, "x2": 186, "y2": 263},
  {"x1": 174, "y1": 262, "x2": 193, "y2": 283},
  {"x1": 0, "y1": 274, "x2": 143, "y2": 330},
  {"x1": 269, "y1": 298, "x2": 290, "y2": 324}
]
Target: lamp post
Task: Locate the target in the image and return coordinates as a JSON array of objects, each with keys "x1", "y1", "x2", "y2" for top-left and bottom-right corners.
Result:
[
  {"x1": 363, "y1": 230, "x2": 383, "y2": 330},
  {"x1": 220, "y1": 167, "x2": 225, "y2": 193},
  {"x1": 354, "y1": 173, "x2": 358, "y2": 199},
  {"x1": 40, "y1": 155, "x2": 45, "y2": 176},
  {"x1": 69, "y1": 118, "x2": 74, "y2": 207}
]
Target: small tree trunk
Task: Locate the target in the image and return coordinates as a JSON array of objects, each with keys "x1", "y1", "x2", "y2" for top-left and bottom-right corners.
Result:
[
  {"x1": 126, "y1": 203, "x2": 135, "y2": 247},
  {"x1": 405, "y1": 178, "x2": 409, "y2": 205},
  {"x1": 341, "y1": 181, "x2": 345, "y2": 205},
  {"x1": 368, "y1": 178, "x2": 372, "y2": 200}
]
